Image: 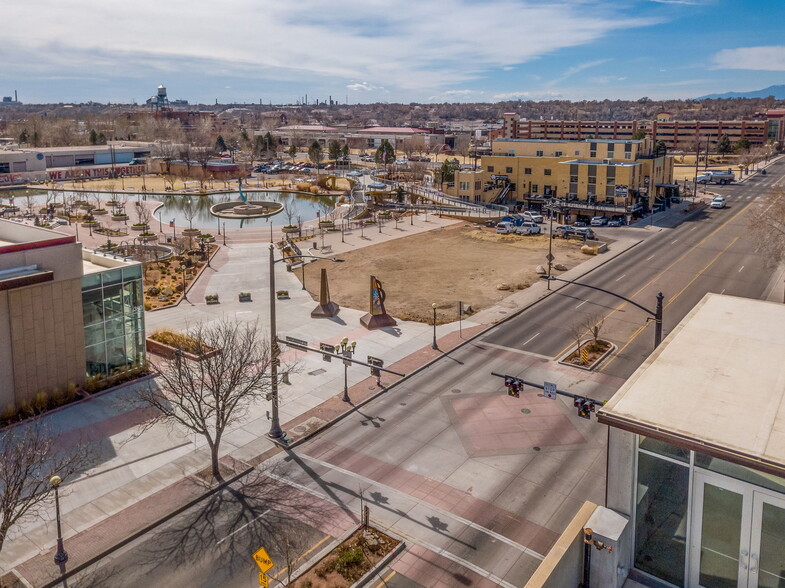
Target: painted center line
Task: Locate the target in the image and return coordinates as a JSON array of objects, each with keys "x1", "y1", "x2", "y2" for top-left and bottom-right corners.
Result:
[
  {"x1": 615, "y1": 274, "x2": 626, "y2": 282},
  {"x1": 575, "y1": 300, "x2": 588, "y2": 309},
  {"x1": 645, "y1": 254, "x2": 655, "y2": 261},
  {"x1": 738, "y1": 265, "x2": 745, "y2": 273},
  {"x1": 689, "y1": 226, "x2": 697, "y2": 232},
  {"x1": 671, "y1": 239, "x2": 679, "y2": 245},
  {"x1": 523, "y1": 332, "x2": 540, "y2": 346}
]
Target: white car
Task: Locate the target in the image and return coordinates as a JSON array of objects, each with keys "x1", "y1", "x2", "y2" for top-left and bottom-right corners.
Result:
[
  {"x1": 515, "y1": 222, "x2": 542, "y2": 235},
  {"x1": 710, "y1": 196, "x2": 726, "y2": 209},
  {"x1": 590, "y1": 216, "x2": 608, "y2": 226},
  {"x1": 496, "y1": 221, "x2": 516, "y2": 234},
  {"x1": 522, "y1": 211, "x2": 544, "y2": 223}
]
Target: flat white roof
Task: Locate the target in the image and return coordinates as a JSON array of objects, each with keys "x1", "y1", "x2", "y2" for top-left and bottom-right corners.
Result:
[{"x1": 599, "y1": 293, "x2": 785, "y2": 474}]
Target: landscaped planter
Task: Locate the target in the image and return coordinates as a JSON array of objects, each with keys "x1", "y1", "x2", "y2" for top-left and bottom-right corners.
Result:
[
  {"x1": 145, "y1": 338, "x2": 221, "y2": 362},
  {"x1": 282, "y1": 226, "x2": 299, "y2": 234},
  {"x1": 559, "y1": 339, "x2": 616, "y2": 371},
  {"x1": 182, "y1": 228, "x2": 201, "y2": 236},
  {"x1": 238, "y1": 292, "x2": 252, "y2": 302},
  {"x1": 276, "y1": 290, "x2": 289, "y2": 299},
  {"x1": 198, "y1": 234, "x2": 215, "y2": 243},
  {"x1": 112, "y1": 214, "x2": 129, "y2": 221},
  {"x1": 139, "y1": 233, "x2": 158, "y2": 243},
  {"x1": 318, "y1": 220, "x2": 335, "y2": 227},
  {"x1": 81, "y1": 221, "x2": 99, "y2": 228},
  {"x1": 130, "y1": 224, "x2": 149, "y2": 232},
  {"x1": 205, "y1": 294, "x2": 220, "y2": 304},
  {"x1": 92, "y1": 208, "x2": 108, "y2": 215}
]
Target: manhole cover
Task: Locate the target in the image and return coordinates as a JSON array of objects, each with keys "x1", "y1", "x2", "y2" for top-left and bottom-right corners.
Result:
[
  {"x1": 368, "y1": 386, "x2": 377, "y2": 391},
  {"x1": 293, "y1": 425, "x2": 307, "y2": 433},
  {"x1": 521, "y1": 408, "x2": 531, "y2": 414},
  {"x1": 452, "y1": 388, "x2": 462, "y2": 394},
  {"x1": 308, "y1": 368, "x2": 326, "y2": 376},
  {"x1": 399, "y1": 403, "x2": 407, "y2": 406},
  {"x1": 533, "y1": 446, "x2": 541, "y2": 451}
]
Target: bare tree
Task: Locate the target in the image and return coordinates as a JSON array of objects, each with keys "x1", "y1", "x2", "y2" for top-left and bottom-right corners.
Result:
[
  {"x1": 581, "y1": 312, "x2": 606, "y2": 350},
  {"x1": 135, "y1": 201, "x2": 152, "y2": 227},
  {"x1": 0, "y1": 423, "x2": 90, "y2": 553},
  {"x1": 453, "y1": 134, "x2": 471, "y2": 164},
  {"x1": 138, "y1": 319, "x2": 279, "y2": 481}
]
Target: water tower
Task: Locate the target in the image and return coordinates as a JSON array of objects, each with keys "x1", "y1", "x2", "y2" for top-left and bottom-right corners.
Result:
[{"x1": 156, "y1": 85, "x2": 169, "y2": 110}]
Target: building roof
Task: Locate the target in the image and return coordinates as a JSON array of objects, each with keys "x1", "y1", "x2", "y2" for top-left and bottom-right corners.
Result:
[
  {"x1": 494, "y1": 138, "x2": 644, "y2": 144},
  {"x1": 279, "y1": 125, "x2": 339, "y2": 132},
  {"x1": 357, "y1": 127, "x2": 430, "y2": 134},
  {"x1": 598, "y1": 293, "x2": 785, "y2": 476},
  {"x1": 559, "y1": 159, "x2": 640, "y2": 167}
]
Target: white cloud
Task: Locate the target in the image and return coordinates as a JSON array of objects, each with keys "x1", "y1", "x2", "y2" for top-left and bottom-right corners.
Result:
[
  {"x1": 712, "y1": 46, "x2": 785, "y2": 71},
  {"x1": 347, "y1": 82, "x2": 379, "y2": 92},
  {"x1": 545, "y1": 59, "x2": 611, "y2": 87},
  {"x1": 647, "y1": 0, "x2": 705, "y2": 5},
  {"x1": 0, "y1": 0, "x2": 658, "y2": 98},
  {"x1": 492, "y1": 90, "x2": 562, "y2": 100}
]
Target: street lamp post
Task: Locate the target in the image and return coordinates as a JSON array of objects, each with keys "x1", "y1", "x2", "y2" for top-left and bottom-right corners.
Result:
[
  {"x1": 49, "y1": 476, "x2": 68, "y2": 565},
  {"x1": 338, "y1": 338, "x2": 356, "y2": 403},
  {"x1": 267, "y1": 246, "x2": 344, "y2": 439},
  {"x1": 223, "y1": 222, "x2": 226, "y2": 246},
  {"x1": 431, "y1": 303, "x2": 438, "y2": 349}
]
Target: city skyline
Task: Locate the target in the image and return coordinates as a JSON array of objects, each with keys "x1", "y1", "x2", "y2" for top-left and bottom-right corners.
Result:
[{"x1": 2, "y1": 0, "x2": 784, "y2": 105}]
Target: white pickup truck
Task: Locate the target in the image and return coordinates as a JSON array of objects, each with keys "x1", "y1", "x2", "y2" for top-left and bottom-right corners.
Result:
[{"x1": 696, "y1": 170, "x2": 735, "y2": 185}]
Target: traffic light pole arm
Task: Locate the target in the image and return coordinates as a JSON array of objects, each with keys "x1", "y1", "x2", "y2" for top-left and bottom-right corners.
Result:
[
  {"x1": 490, "y1": 372, "x2": 604, "y2": 405},
  {"x1": 280, "y1": 339, "x2": 406, "y2": 376},
  {"x1": 539, "y1": 276, "x2": 654, "y2": 316}
]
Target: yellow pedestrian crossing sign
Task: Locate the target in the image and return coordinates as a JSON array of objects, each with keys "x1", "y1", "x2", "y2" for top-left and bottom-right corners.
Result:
[
  {"x1": 258, "y1": 572, "x2": 269, "y2": 587},
  {"x1": 253, "y1": 546, "x2": 274, "y2": 572}
]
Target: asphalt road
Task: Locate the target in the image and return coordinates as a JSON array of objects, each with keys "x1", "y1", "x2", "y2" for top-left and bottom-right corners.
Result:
[{"x1": 484, "y1": 160, "x2": 784, "y2": 379}]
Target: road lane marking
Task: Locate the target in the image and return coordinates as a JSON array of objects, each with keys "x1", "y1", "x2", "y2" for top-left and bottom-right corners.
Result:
[
  {"x1": 671, "y1": 239, "x2": 679, "y2": 244},
  {"x1": 576, "y1": 300, "x2": 588, "y2": 309},
  {"x1": 479, "y1": 341, "x2": 552, "y2": 360},
  {"x1": 645, "y1": 254, "x2": 655, "y2": 261},
  {"x1": 738, "y1": 265, "x2": 745, "y2": 272},
  {"x1": 374, "y1": 570, "x2": 397, "y2": 588},
  {"x1": 689, "y1": 226, "x2": 697, "y2": 231},
  {"x1": 216, "y1": 509, "x2": 270, "y2": 545},
  {"x1": 615, "y1": 274, "x2": 626, "y2": 282},
  {"x1": 522, "y1": 332, "x2": 540, "y2": 346},
  {"x1": 298, "y1": 454, "x2": 545, "y2": 561},
  {"x1": 390, "y1": 529, "x2": 520, "y2": 588},
  {"x1": 667, "y1": 237, "x2": 740, "y2": 305}
]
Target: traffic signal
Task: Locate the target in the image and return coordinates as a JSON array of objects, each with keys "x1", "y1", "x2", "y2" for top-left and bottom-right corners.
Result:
[
  {"x1": 505, "y1": 376, "x2": 522, "y2": 398},
  {"x1": 574, "y1": 397, "x2": 595, "y2": 419}
]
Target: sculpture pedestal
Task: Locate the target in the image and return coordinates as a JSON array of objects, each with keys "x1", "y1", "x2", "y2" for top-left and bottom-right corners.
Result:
[
  {"x1": 311, "y1": 301, "x2": 340, "y2": 318},
  {"x1": 360, "y1": 313, "x2": 397, "y2": 329}
]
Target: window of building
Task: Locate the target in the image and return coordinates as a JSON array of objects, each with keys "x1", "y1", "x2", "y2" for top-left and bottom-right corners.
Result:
[
  {"x1": 0, "y1": 163, "x2": 9, "y2": 173},
  {"x1": 590, "y1": 142, "x2": 597, "y2": 158},
  {"x1": 544, "y1": 169, "x2": 551, "y2": 176},
  {"x1": 635, "y1": 451, "x2": 689, "y2": 586},
  {"x1": 555, "y1": 151, "x2": 563, "y2": 157},
  {"x1": 487, "y1": 166, "x2": 494, "y2": 172},
  {"x1": 505, "y1": 167, "x2": 513, "y2": 174},
  {"x1": 536, "y1": 150, "x2": 543, "y2": 157},
  {"x1": 524, "y1": 168, "x2": 532, "y2": 175},
  {"x1": 531, "y1": 184, "x2": 538, "y2": 193}
]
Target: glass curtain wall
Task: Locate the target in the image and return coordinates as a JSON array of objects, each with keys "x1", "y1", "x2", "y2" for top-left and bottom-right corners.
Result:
[{"x1": 82, "y1": 265, "x2": 145, "y2": 376}]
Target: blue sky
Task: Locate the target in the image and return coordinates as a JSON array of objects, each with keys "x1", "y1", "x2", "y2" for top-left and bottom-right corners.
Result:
[{"x1": 2, "y1": 0, "x2": 784, "y2": 105}]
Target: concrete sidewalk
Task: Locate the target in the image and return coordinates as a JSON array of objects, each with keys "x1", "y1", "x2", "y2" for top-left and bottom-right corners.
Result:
[{"x1": 0, "y1": 214, "x2": 646, "y2": 585}]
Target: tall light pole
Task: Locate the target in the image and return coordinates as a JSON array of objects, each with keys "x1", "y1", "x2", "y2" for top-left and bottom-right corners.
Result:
[
  {"x1": 267, "y1": 246, "x2": 344, "y2": 439},
  {"x1": 50, "y1": 475, "x2": 68, "y2": 565},
  {"x1": 338, "y1": 338, "x2": 356, "y2": 403},
  {"x1": 431, "y1": 303, "x2": 438, "y2": 349},
  {"x1": 546, "y1": 202, "x2": 555, "y2": 290}
]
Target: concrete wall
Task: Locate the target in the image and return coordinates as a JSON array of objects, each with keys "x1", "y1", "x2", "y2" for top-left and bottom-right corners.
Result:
[
  {"x1": 605, "y1": 427, "x2": 637, "y2": 575},
  {"x1": 525, "y1": 501, "x2": 597, "y2": 588},
  {"x1": 4, "y1": 278, "x2": 86, "y2": 407}
]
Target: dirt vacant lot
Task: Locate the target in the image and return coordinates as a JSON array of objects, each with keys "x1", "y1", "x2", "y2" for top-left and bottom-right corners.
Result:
[{"x1": 301, "y1": 223, "x2": 589, "y2": 323}]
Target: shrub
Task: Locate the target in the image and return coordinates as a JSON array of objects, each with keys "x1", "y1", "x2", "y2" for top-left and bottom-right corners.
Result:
[
  {"x1": 149, "y1": 328, "x2": 203, "y2": 354},
  {"x1": 3, "y1": 403, "x2": 15, "y2": 421},
  {"x1": 33, "y1": 391, "x2": 49, "y2": 412}
]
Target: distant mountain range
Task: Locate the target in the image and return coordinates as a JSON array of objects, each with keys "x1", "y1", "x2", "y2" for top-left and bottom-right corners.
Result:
[{"x1": 697, "y1": 85, "x2": 785, "y2": 100}]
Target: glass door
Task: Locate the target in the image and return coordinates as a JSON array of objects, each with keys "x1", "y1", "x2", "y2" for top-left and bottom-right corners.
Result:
[
  {"x1": 749, "y1": 492, "x2": 785, "y2": 588},
  {"x1": 691, "y1": 471, "x2": 785, "y2": 588},
  {"x1": 690, "y1": 471, "x2": 751, "y2": 588}
]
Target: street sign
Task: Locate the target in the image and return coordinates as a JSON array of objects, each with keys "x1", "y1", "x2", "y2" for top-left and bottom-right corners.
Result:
[
  {"x1": 258, "y1": 572, "x2": 269, "y2": 587},
  {"x1": 320, "y1": 342, "x2": 334, "y2": 362},
  {"x1": 367, "y1": 356, "x2": 384, "y2": 377},
  {"x1": 543, "y1": 381, "x2": 557, "y2": 400},
  {"x1": 285, "y1": 336, "x2": 308, "y2": 348},
  {"x1": 253, "y1": 546, "x2": 274, "y2": 573},
  {"x1": 546, "y1": 253, "x2": 555, "y2": 262}
]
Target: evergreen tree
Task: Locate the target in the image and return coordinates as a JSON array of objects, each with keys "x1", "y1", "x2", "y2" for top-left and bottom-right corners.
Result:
[
  {"x1": 716, "y1": 134, "x2": 732, "y2": 155},
  {"x1": 734, "y1": 137, "x2": 751, "y2": 154},
  {"x1": 287, "y1": 144, "x2": 297, "y2": 162},
  {"x1": 328, "y1": 140, "x2": 342, "y2": 162},
  {"x1": 89, "y1": 129, "x2": 98, "y2": 145},
  {"x1": 18, "y1": 129, "x2": 28, "y2": 144},
  {"x1": 215, "y1": 135, "x2": 227, "y2": 153},
  {"x1": 308, "y1": 141, "x2": 324, "y2": 171}
]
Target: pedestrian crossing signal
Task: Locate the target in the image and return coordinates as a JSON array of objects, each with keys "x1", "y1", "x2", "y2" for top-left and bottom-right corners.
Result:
[
  {"x1": 574, "y1": 397, "x2": 595, "y2": 419},
  {"x1": 504, "y1": 376, "x2": 522, "y2": 398}
]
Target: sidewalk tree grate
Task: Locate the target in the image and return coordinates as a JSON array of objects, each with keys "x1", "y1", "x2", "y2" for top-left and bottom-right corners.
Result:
[
  {"x1": 451, "y1": 388, "x2": 462, "y2": 393},
  {"x1": 308, "y1": 368, "x2": 327, "y2": 376},
  {"x1": 521, "y1": 408, "x2": 531, "y2": 414}
]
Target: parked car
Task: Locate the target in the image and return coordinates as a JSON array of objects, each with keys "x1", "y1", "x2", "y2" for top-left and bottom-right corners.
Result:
[
  {"x1": 496, "y1": 221, "x2": 516, "y2": 234},
  {"x1": 553, "y1": 225, "x2": 596, "y2": 240},
  {"x1": 346, "y1": 170, "x2": 363, "y2": 177},
  {"x1": 710, "y1": 196, "x2": 726, "y2": 209},
  {"x1": 590, "y1": 216, "x2": 608, "y2": 226},
  {"x1": 515, "y1": 222, "x2": 542, "y2": 235},
  {"x1": 522, "y1": 211, "x2": 544, "y2": 223},
  {"x1": 607, "y1": 216, "x2": 627, "y2": 227},
  {"x1": 573, "y1": 220, "x2": 588, "y2": 227}
]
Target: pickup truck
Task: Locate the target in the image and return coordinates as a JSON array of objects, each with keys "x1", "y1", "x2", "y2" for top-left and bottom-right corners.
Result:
[{"x1": 697, "y1": 171, "x2": 735, "y2": 185}]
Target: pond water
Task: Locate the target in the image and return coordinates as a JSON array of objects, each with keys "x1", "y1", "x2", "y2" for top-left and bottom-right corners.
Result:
[{"x1": 0, "y1": 189, "x2": 338, "y2": 229}]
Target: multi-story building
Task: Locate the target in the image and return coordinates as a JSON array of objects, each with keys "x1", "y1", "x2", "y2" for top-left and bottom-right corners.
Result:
[
  {"x1": 497, "y1": 112, "x2": 779, "y2": 150},
  {"x1": 448, "y1": 137, "x2": 674, "y2": 223},
  {"x1": 0, "y1": 221, "x2": 145, "y2": 408}
]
